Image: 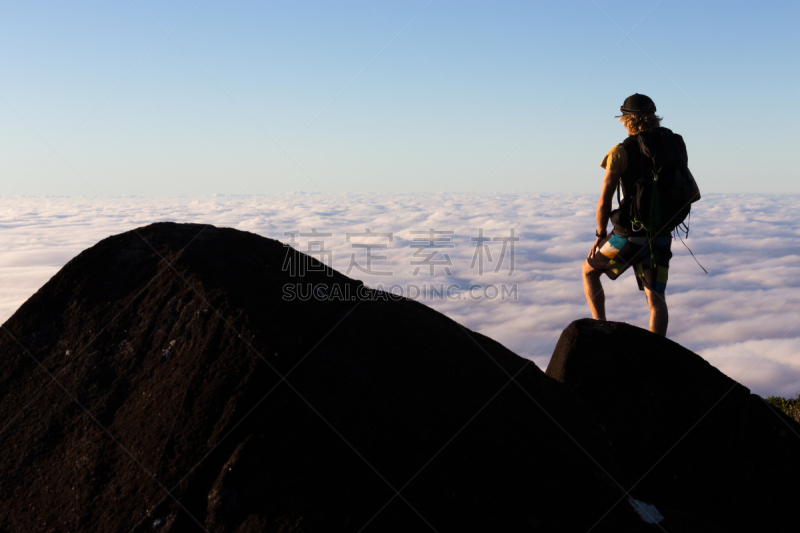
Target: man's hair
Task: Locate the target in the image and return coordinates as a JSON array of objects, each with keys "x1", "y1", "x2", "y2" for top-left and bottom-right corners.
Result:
[{"x1": 619, "y1": 113, "x2": 662, "y2": 133}]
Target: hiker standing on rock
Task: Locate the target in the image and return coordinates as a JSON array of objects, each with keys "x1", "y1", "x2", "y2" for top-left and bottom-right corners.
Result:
[{"x1": 582, "y1": 94, "x2": 701, "y2": 336}]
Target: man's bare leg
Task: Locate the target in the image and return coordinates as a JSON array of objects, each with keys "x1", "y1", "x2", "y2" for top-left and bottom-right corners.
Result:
[
  {"x1": 582, "y1": 261, "x2": 606, "y2": 320},
  {"x1": 644, "y1": 287, "x2": 668, "y2": 336}
]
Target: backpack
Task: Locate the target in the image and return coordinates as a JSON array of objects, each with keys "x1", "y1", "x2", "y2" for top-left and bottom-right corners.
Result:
[{"x1": 617, "y1": 127, "x2": 693, "y2": 239}]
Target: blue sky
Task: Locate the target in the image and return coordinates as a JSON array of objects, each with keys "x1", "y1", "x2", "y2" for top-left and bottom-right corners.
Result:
[{"x1": 1, "y1": 0, "x2": 798, "y2": 197}]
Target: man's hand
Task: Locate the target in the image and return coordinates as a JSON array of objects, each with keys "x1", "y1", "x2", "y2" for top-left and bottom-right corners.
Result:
[{"x1": 588, "y1": 237, "x2": 603, "y2": 259}]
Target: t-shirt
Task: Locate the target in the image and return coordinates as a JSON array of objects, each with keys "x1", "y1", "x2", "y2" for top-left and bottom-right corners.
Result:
[{"x1": 600, "y1": 145, "x2": 627, "y2": 175}]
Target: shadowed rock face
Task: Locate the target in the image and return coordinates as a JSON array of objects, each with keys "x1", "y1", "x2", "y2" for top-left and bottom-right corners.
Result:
[
  {"x1": 0, "y1": 223, "x2": 650, "y2": 533},
  {"x1": 547, "y1": 319, "x2": 800, "y2": 533}
]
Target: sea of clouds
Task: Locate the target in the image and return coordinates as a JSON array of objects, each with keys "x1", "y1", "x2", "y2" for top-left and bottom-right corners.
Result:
[{"x1": 2, "y1": 193, "x2": 798, "y2": 398}]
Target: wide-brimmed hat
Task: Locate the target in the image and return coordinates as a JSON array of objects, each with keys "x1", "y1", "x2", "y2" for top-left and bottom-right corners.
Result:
[{"x1": 615, "y1": 93, "x2": 656, "y2": 117}]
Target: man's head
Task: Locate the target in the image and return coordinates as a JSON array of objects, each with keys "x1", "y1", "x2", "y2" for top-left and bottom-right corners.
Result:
[{"x1": 616, "y1": 93, "x2": 662, "y2": 134}]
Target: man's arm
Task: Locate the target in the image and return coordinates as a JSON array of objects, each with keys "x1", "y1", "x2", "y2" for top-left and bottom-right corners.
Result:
[
  {"x1": 686, "y1": 168, "x2": 701, "y2": 203},
  {"x1": 588, "y1": 168, "x2": 619, "y2": 259},
  {"x1": 596, "y1": 168, "x2": 619, "y2": 234}
]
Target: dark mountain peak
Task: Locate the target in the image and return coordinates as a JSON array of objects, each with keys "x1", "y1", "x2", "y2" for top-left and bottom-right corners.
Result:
[
  {"x1": 0, "y1": 223, "x2": 645, "y2": 532},
  {"x1": 1, "y1": 224, "x2": 798, "y2": 532}
]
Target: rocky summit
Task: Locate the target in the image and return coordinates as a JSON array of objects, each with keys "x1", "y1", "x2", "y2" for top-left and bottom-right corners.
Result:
[
  {"x1": 1, "y1": 222, "x2": 798, "y2": 532},
  {"x1": 547, "y1": 319, "x2": 800, "y2": 532}
]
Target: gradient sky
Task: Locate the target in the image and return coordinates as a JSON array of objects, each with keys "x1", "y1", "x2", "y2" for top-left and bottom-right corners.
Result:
[{"x1": 1, "y1": 0, "x2": 798, "y2": 197}]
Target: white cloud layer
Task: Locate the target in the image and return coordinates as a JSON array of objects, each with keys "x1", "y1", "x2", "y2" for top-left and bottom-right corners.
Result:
[{"x1": 2, "y1": 193, "x2": 798, "y2": 397}]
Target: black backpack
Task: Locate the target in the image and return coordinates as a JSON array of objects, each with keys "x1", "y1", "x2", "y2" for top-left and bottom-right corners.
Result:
[{"x1": 617, "y1": 127, "x2": 693, "y2": 239}]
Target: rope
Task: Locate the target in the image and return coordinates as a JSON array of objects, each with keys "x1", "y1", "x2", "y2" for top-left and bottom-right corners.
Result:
[{"x1": 675, "y1": 225, "x2": 708, "y2": 274}]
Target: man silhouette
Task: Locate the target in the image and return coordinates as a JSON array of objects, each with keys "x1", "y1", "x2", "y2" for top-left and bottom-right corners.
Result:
[{"x1": 582, "y1": 94, "x2": 701, "y2": 336}]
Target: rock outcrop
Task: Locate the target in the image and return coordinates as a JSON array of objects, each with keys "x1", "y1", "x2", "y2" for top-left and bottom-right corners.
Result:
[{"x1": 547, "y1": 319, "x2": 800, "y2": 532}]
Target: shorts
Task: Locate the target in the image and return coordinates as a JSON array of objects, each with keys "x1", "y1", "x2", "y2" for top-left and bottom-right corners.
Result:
[{"x1": 586, "y1": 233, "x2": 672, "y2": 293}]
